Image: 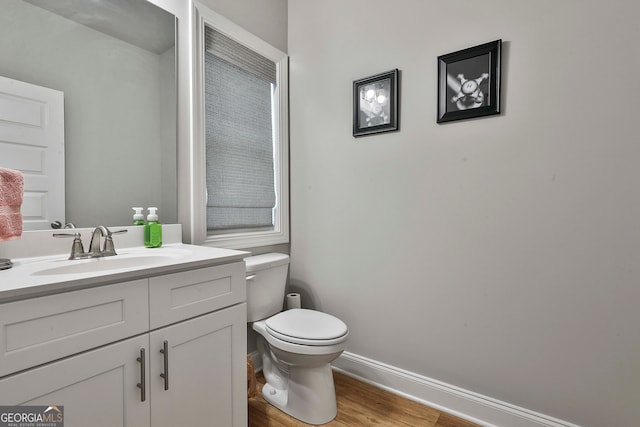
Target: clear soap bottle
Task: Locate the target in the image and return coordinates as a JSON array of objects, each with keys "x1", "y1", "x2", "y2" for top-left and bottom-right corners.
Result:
[{"x1": 144, "y1": 207, "x2": 162, "y2": 248}]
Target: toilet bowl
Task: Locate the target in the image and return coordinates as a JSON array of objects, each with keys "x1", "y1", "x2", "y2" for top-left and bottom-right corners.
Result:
[{"x1": 245, "y1": 253, "x2": 349, "y2": 425}]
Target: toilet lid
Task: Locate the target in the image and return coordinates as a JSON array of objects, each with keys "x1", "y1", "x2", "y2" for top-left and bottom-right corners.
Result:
[{"x1": 265, "y1": 309, "x2": 348, "y2": 346}]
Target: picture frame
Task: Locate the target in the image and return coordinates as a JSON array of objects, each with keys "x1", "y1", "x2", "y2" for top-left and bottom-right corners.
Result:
[
  {"x1": 353, "y1": 69, "x2": 399, "y2": 137},
  {"x1": 437, "y1": 40, "x2": 501, "y2": 124}
]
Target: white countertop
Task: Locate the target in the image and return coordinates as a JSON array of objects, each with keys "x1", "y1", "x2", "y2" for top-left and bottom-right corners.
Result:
[{"x1": 0, "y1": 243, "x2": 249, "y2": 303}]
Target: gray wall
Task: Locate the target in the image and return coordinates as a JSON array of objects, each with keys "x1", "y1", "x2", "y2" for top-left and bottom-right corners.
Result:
[{"x1": 288, "y1": 1, "x2": 640, "y2": 426}]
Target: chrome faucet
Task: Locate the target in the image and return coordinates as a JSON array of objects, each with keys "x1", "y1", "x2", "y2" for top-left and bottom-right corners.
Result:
[
  {"x1": 89, "y1": 226, "x2": 128, "y2": 257},
  {"x1": 89, "y1": 226, "x2": 109, "y2": 257},
  {"x1": 54, "y1": 226, "x2": 128, "y2": 260}
]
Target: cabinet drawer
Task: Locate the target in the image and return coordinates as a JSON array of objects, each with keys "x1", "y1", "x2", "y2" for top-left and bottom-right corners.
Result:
[
  {"x1": 0, "y1": 279, "x2": 149, "y2": 377},
  {"x1": 149, "y1": 262, "x2": 246, "y2": 329}
]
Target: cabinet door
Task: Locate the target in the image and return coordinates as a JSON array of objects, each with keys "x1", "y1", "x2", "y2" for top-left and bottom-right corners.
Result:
[
  {"x1": 0, "y1": 335, "x2": 150, "y2": 427},
  {"x1": 149, "y1": 304, "x2": 247, "y2": 427},
  {"x1": 0, "y1": 279, "x2": 149, "y2": 377}
]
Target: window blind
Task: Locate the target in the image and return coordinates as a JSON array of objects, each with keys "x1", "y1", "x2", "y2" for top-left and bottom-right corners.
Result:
[
  {"x1": 205, "y1": 26, "x2": 276, "y2": 84},
  {"x1": 204, "y1": 27, "x2": 276, "y2": 231}
]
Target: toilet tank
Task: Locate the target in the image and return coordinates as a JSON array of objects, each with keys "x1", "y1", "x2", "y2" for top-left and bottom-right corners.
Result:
[{"x1": 244, "y1": 253, "x2": 290, "y2": 322}]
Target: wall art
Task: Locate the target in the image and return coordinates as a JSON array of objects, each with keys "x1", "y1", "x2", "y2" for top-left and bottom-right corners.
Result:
[
  {"x1": 353, "y1": 69, "x2": 399, "y2": 137},
  {"x1": 437, "y1": 40, "x2": 501, "y2": 123}
]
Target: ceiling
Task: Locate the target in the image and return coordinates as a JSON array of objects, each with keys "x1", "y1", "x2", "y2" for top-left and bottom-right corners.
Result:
[{"x1": 24, "y1": 0, "x2": 175, "y2": 54}]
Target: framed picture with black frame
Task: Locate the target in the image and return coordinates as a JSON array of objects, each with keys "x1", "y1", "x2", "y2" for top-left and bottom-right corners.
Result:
[
  {"x1": 437, "y1": 40, "x2": 501, "y2": 123},
  {"x1": 353, "y1": 69, "x2": 399, "y2": 137}
]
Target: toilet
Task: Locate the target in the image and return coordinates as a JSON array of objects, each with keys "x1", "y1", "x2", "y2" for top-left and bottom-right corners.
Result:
[{"x1": 245, "y1": 253, "x2": 349, "y2": 425}]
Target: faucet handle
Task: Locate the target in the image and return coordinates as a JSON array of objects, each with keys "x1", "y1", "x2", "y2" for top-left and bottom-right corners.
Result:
[
  {"x1": 102, "y1": 229, "x2": 128, "y2": 256},
  {"x1": 53, "y1": 232, "x2": 86, "y2": 260}
]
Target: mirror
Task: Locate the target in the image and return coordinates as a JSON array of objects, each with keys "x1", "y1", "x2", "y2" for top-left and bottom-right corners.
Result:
[{"x1": 0, "y1": 0, "x2": 177, "y2": 228}]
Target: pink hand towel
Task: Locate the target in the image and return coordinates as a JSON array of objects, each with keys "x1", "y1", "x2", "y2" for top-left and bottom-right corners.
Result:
[{"x1": 0, "y1": 168, "x2": 24, "y2": 241}]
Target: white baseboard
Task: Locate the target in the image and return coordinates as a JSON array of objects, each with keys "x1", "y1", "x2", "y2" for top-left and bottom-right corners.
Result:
[{"x1": 332, "y1": 352, "x2": 581, "y2": 427}]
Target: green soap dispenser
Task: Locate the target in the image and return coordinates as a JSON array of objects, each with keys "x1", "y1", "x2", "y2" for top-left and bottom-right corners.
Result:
[
  {"x1": 132, "y1": 207, "x2": 145, "y2": 226},
  {"x1": 144, "y1": 207, "x2": 162, "y2": 248}
]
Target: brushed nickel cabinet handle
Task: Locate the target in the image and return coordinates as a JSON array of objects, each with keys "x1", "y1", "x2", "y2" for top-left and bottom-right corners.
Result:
[
  {"x1": 160, "y1": 340, "x2": 169, "y2": 391},
  {"x1": 136, "y1": 348, "x2": 146, "y2": 402}
]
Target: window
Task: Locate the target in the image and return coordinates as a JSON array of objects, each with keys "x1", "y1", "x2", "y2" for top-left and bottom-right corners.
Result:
[{"x1": 193, "y1": 4, "x2": 289, "y2": 249}]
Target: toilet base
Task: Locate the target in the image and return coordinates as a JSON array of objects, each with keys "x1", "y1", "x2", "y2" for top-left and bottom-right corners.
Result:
[{"x1": 262, "y1": 364, "x2": 338, "y2": 425}]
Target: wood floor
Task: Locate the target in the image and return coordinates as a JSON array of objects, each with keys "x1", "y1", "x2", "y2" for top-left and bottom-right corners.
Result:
[{"x1": 248, "y1": 371, "x2": 481, "y2": 427}]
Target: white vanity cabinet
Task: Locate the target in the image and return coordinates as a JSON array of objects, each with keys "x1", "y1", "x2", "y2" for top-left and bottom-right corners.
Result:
[
  {"x1": 147, "y1": 262, "x2": 247, "y2": 427},
  {"x1": 0, "y1": 259, "x2": 247, "y2": 427},
  {"x1": 0, "y1": 334, "x2": 151, "y2": 426},
  {"x1": 149, "y1": 305, "x2": 245, "y2": 427}
]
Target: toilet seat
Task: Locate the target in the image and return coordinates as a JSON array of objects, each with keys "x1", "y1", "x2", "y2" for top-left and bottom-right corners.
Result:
[{"x1": 265, "y1": 309, "x2": 348, "y2": 346}]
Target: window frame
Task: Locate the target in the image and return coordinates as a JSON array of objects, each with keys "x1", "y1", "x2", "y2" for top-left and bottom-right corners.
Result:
[{"x1": 192, "y1": 2, "x2": 289, "y2": 249}]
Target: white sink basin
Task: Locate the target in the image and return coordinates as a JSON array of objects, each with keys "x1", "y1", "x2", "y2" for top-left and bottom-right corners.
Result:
[
  {"x1": 31, "y1": 247, "x2": 192, "y2": 276},
  {"x1": 0, "y1": 241, "x2": 248, "y2": 302}
]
